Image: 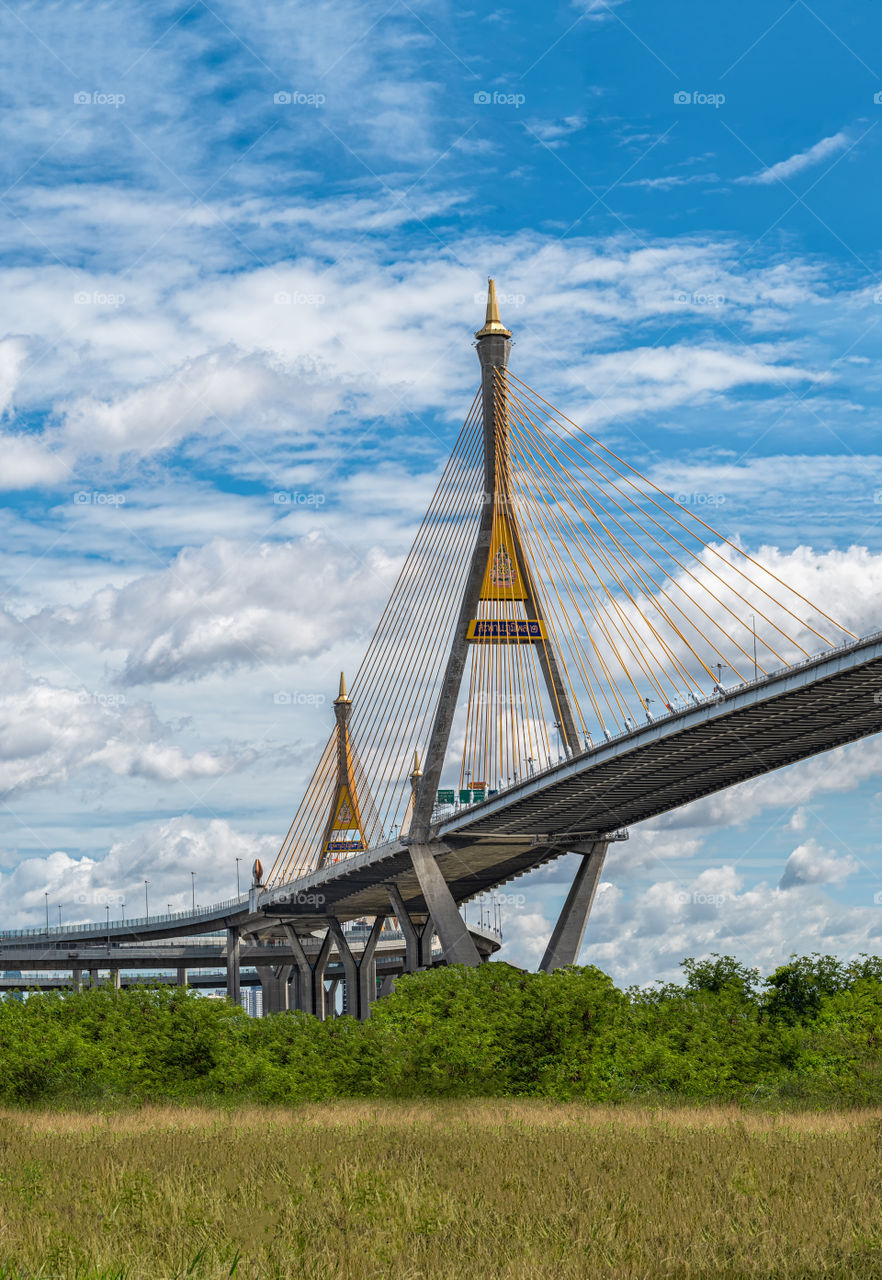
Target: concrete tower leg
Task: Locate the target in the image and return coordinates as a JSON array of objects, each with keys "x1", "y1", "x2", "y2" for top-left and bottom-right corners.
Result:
[
  {"x1": 409, "y1": 845, "x2": 480, "y2": 967},
  {"x1": 327, "y1": 916, "x2": 386, "y2": 1021},
  {"x1": 418, "y1": 917, "x2": 435, "y2": 968},
  {"x1": 112, "y1": 969, "x2": 121, "y2": 990},
  {"x1": 176, "y1": 967, "x2": 188, "y2": 987},
  {"x1": 260, "y1": 964, "x2": 292, "y2": 1014},
  {"x1": 539, "y1": 841, "x2": 608, "y2": 972},
  {"x1": 283, "y1": 926, "x2": 333, "y2": 1020},
  {"x1": 71, "y1": 968, "x2": 83, "y2": 992},
  {"x1": 226, "y1": 926, "x2": 241, "y2": 1004},
  {"x1": 387, "y1": 885, "x2": 420, "y2": 971},
  {"x1": 326, "y1": 978, "x2": 340, "y2": 1017}
]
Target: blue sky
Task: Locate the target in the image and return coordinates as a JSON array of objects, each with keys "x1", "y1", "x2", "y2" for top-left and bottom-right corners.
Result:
[{"x1": 1, "y1": 0, "x2": 882, "y2": 983}]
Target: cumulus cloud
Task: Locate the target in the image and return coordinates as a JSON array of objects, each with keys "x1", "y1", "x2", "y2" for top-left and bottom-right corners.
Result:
[
  {"x1": 0, "y1": 669, "x2": 257, "y2": 799},
  {"x1": 60, "y1": 351, "x2": 284, "y2": 459},
  {"x1": 778, "y1": 838, "x2": 859, "y2": 890},
  {"x1": 572, "y1": 862, "x2": 882, "y2": 986},
  {"x1": 0, "y1": 816, "x2": 278, "y2": 928},
  {"x1": 25, "y1": 535, "x2": 400, "y2": 685}
]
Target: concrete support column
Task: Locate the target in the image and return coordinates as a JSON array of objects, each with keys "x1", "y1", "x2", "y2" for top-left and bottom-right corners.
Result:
[
  {"x1": 408, "y1": 844, "x2": 481, "y2": 967},
  {"x1": 418, "y1": 918, "x2": 435, "y2": 968},
  {"x1": 226, "y1": 926, "x2": 241, "y2": 1004},
  {"x1": 379, "y1": 974, "x2": 396, "y2": 998},
  {"x1": 259, "y1": 964, "x2": 292, "y2": 1014},
  {"x1": 176, "y1": 967, "x2": 188, "y2": 987},
  {"x1": 112, "y1": 969, "x2": 121, "y2": 990},
  {"x1": 71, "y1": 967, "x2": 83, "y2": 992},
  {"x1": 326, "y1": 978, "x2": 339, "y2": 1017},
  {"x1": 327, "y1": 916, "x2": 386, "y2": 1021},
  {"x1": 88, "y1": 968, "x2": 99, "y2": 987},
  {"x1": 387, "y1": 885, "x2": 419, "y2": 971},
  {"x1": 539, "y1": 841, "x2": 609, "y2": 972},
  {"x1": 283, "y1": 926, "x2": 333, "y2": 1020}
]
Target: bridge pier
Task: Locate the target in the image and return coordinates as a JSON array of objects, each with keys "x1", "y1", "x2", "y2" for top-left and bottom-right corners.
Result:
[
  {"x1": 387, "y1": 884, "x2": 438, "y2": 972},
  {"x1": 112, "y1": 968, "x2": 121, "y2": 990},
  {"x1": 283, "y1": 926, "x2": 333, "y2": 1019},
  {"x1": 326, "y1": 978, "x2": 340, "y2": 1017},
  {"x1": 176, "y1": 967, "x2": 188, "y2": 986},
  {"x1": 259, "y1": 964, "x2": 292, "y2": 1014},
  {"x1": 226, "y1": 927, "x2": 241, "y2": 1004},
  {"x1": 71, "y1": 967, "x2": 83, "y2": 992},
  {"x1": 408, "y1": 845, "x2": 481, "y2": 967},
  {"x1": 539, "y1": 841, "x2": 608, "y2": 972},
  {"x1": 327, "y1": 916, "x2": 385, "y2": 1021}
]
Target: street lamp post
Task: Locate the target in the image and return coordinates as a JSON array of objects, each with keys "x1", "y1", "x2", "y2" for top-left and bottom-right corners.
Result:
[
  {"x1": 44, "y1": 892, "x2": 49, "y2": 932},
  {"x1": 144, "y1": 880, "x2": 150, "y2": 923},
  {"x1": 191, "y1": 871, "x2": 196, "y2": 912},
  {"x1": 235, "y1": 857, "x2": 241, "y2": 896}
]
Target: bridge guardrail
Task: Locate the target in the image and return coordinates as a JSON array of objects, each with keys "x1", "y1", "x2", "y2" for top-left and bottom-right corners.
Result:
[{"x1": 0, "y1": 894, "x2": 250, "y2": 943}]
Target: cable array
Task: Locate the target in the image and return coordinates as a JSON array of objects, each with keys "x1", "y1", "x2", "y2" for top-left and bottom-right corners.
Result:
[
  {"x1": 268, "y1": 369, "x2": 854, "y2": 887},
  {"x1": 269, "y1": 393, "x2": 485, "y2": 884}
]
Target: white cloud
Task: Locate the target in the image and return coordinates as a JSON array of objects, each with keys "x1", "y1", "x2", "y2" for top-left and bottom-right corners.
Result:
[
  {"x1": 779, "y1": 838, "x2": 859, "y2": 889},
  {"x1": 575, "y1": 862, "x2": 882, "y2": 986},
  {"x1": 0, "y1": 816, "x2": 278, "y2": 928},
  {"x1": 0, "y1": 668, "x2": 257, "y2": 799},
  {"x1": 25, "y1": 535, "x2": 400, "y2": 685},
  {"x1": 736, "y1": 131, "x2": 851, "y2": 186},
  {"x1": 0, "y1": 434, "x2": 68, "y2": 490}
]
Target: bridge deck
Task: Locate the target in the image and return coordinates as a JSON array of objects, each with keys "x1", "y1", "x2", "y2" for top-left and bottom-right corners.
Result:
[{"x1": 262, "y1": 631, "x2": 882, "y2": 921}]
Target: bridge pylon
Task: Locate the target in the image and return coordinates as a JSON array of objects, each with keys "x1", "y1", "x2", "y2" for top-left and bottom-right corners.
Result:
[
  {"x1": 412, "y1": 280, "x2": 578, "y2": 836},
  {"x1": 318, "y1": 672, "x2": 369, "y2": 868}
]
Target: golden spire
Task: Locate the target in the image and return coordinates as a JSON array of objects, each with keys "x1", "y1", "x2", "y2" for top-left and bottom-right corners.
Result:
[
  {"x1": 475, "y1": 277, "x2": 512, "y2": 339},
  {"x1": 335, "y1": 671, "x2": 351, "y2": 705},
  {"x1": 411, "y1": 750, "x2": 422, "y2": 777}
]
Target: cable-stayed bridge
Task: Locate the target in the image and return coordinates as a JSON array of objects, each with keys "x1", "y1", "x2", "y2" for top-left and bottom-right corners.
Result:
[{"x1": 3, "y1": 283, "x2": 882, "y2": 1017}]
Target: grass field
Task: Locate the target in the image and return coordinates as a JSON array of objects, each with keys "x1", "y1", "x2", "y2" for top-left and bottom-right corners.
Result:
[{"x1": 1, "y1": 1103, "x2": 881, "y2": 1279}]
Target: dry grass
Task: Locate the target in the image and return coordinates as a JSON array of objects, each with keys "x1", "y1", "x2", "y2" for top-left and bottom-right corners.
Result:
[{"x1": 1, "y1": 1101, "x2": 881, "y2": 1278}]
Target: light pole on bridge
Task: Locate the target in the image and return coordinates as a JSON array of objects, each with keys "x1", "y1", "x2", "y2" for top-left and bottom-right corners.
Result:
[
  {"x1": 191, "y1": 871, "x2": 196, "y2": 912},
  {"x1": 144, "y1": 880, "x2": 150, "y2": 923}
]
